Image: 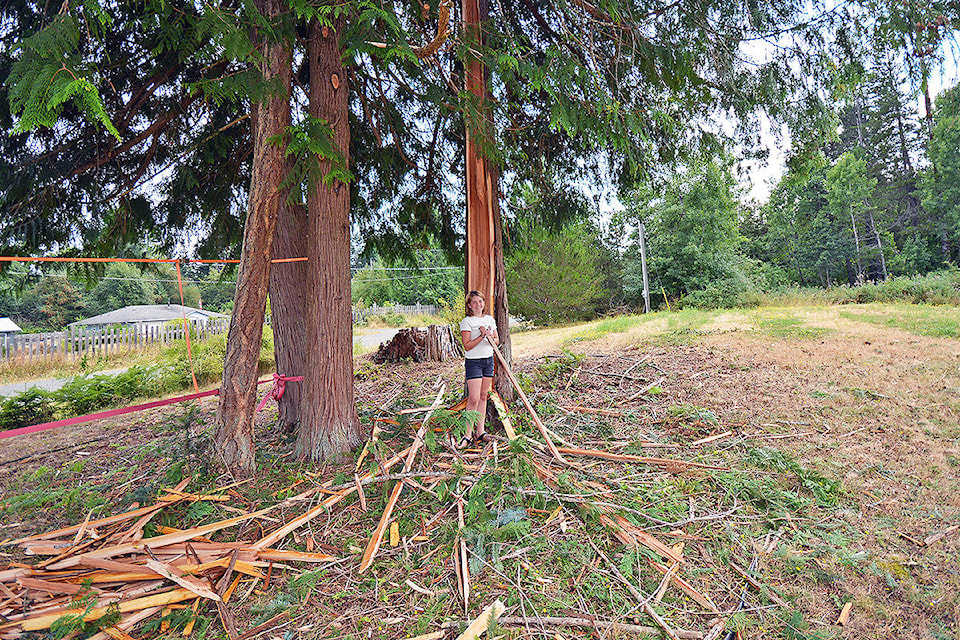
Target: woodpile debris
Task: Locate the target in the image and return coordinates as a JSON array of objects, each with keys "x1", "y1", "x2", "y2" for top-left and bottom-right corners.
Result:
[
  {"x1": 2, "y1": 349, "x2": 806, "y2": 640},
  {"x1": 373, "y1": 325, "x2": 464, "y2": 364}
]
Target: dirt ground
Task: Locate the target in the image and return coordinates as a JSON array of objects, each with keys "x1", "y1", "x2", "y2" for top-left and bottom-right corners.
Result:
[{"x1": 1, "y1": 305, "x2": 958, "y2": 639}]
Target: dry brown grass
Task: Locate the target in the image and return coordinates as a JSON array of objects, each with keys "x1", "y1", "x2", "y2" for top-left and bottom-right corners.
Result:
[{"x1": 1, "y1": 304, "x2": 958, "y2": 639}]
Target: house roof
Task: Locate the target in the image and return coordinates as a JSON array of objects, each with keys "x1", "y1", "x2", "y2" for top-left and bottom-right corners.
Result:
[
  {"x1": 0, "y1": 317, "x2": 22, "y2": 332},
  {"x1": 69, "y1": 305, "x2": 228, "y2": 326}
]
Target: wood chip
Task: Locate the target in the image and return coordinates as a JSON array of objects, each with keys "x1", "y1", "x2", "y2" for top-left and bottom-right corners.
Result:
[
  {"x1": 455, "y1": 599, "x2": 506, "y2": 640},
  {"x1": 836, "y1": 601, "x2": 852, "y2": 625}
]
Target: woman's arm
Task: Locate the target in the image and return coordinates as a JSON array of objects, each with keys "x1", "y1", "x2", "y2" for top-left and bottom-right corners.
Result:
[{"x1": 461, "y1": 329, "x2": 487, "y2": 351}]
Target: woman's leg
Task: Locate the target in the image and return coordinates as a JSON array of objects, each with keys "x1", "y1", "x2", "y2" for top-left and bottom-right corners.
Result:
[
  {"x1": 465, "y1": 376, "x2": 484, "y2": 439},
  {"x1": 475, "y1": 376, "x2": 493, "y2": 438}
]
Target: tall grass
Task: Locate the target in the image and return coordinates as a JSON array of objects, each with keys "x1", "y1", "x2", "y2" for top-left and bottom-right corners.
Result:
[{"x1": 761, "y1": 268, "x2": 960, "y2": 307}]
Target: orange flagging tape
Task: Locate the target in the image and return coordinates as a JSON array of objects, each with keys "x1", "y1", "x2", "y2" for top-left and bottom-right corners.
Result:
[{"x1": 0, "y1": 257, "x2": 178, "y2": 264}]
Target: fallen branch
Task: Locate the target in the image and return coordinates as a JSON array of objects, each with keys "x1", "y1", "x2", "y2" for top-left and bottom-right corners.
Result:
[
  {"x1": 359, "y1": 382, "x2": 446, "y2": 573},
  {"x1": 488, "y1": 340, "x2": 565, "y2": 463},
  {"x1": 488, "y1": 616, "x2": 702, "y2": 639}
]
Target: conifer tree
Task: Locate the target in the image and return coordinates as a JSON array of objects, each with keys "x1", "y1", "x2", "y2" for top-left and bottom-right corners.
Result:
[{"x1": 6, "y1": 0, "x2": 850, "y2": 473}]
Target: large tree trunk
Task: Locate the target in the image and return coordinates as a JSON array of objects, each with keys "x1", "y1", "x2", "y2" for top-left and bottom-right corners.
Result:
[
  {"x1": 296, "y1": 17, "x2": 362, "y2": 461},
  {"x1": 214, "y1": 0, "x2": 289, "y2": 477},
  {"x1": 463, "y1": 0, "x2": 512, "y2": 401},
  {"x1": 269, "y1": 200, "x2": 308, "y2": 431},
  {"x1": 463, "y1": 0, "x2": 495, "y2": 305}
]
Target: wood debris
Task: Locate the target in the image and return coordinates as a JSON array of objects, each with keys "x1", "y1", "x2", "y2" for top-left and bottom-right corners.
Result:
[{"x1": 2, "y1": 351, "x2": 757, "y2": 640}]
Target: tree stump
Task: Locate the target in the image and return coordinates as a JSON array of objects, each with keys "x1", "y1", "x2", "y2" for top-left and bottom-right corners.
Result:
[{"x1": 373, "y1": 324, "x2": 464, "y2": 363}]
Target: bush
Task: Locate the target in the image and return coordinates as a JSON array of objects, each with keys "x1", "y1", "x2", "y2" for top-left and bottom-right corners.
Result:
[
  {"x1": 506, "y1": 219, "x2": 613, "y2": 324},
  {"x1": 0, "y1": 389, "x2": 57, "y2": 430}
]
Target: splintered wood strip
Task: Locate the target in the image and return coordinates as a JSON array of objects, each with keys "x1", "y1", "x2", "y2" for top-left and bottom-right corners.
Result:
[
  {"x1": 923, "y1": 524, "x2": 959, "y2": 546},
  {"x1": 77, "y1": 557, "x2": 156, "y2": 574},
  {"x1": 182, "y1": 599, "x2": 201, "y2": 636},
  {"x1": 728, "y1": 562, "x2": 788, "y2": 608},
  {"x1": 16, "y1": 578, "x2": 100, "y2": 595},
  {"x1": 143, "y1": 559, "x2": 221, "y2": 602},
  {"x1": 489, "y1": 341, "x2": 565, "y2": 463},
  {"x1": 252, "y1": 445, "x2": 413, "y2": 550},
  {"x1": 235, "y1": 610, "x2": 292, "y2": 640},
  {"x1": 116, "y1": 478, "x2": 193, "y2": 545},
  {"x1": 555, "y1": 447, "x2": 728, "y2": 471},
  {"x1": 0, "y1": 568, "x2": 30, "y2": 584},
  {"x1": 7, "y1": 588, "x2": 198, "y2": 632},
  {"x1": 7, "y1": 503, "x2": 171, "y2": 546},
  {"x1": 649, "y1": 561, "x2": 719, "y2": 612},
  {"x1": 491, "y1": 616, "x2": 702, "y2": 639},
  {"x1": 355, "y1": 424, "x2": 383, "y2": 472},
  {"x1": 354, "y1": 474, "x2": 368, "y2": 512},
  {"x1": 81, "y1": 572, "x2": 163, "y2": 584},
  {"x1": 0, "y1": 582, "x2": 20, "y2": 603},
  {"x1": 159, "y1": 489, "x2": 231, "y2": 502},
  {"x1": 455, "y1": 500, "x2": 470, "y2": 614},
  {"x1": 45, "y1": 506, "x2": 277, "y2": 570},
  {"x1": 836, "y1": 602, "x2": 853, "y2": 625},
  {"x1": 72, "y1": 508, "x2": 96, "y2": 546},
  {"x1": 688, "y1": 431, "x2": 734, "y2": 447},
  {"x1": 488, "y1": 391, "x2": 517, "y2": 440},
  {"x1": 454, "y1": 599, "x2": 505, "y2": 640},
  {"x1": 178, "y1": 558, "x2": 264, "y2": 579},
  {"x1": 87, "y1": 606, "x2": 163, "y2": 640},
  {"x1": 611, "y1": 515, "x2": 683, "y2": 563},
  {"x1": 255, "y1": 549, "x2": 336, "y2": 563},
  {"x1": 222, "y1": 575, "x2": 242, "y2": 603},
  {"x1": 358, "y1": 383, "x2": 446, "y2": 574},
  {"x1": 217, "y1": 599, "x2": 240, "y2": 640}
]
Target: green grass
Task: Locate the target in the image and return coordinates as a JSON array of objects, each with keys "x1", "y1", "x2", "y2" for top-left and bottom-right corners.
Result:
[
  {"x1": 562, "y1": 314, "x2": 646, "y2": 344},
  {"x1": 839, "y1": 304, "x2": 960, "y2": 338},
  {"x1": 749, "y1": 309, "x2": 831, "y2": 339}
]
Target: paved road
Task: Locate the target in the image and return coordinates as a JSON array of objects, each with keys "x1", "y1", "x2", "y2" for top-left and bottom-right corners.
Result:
[
  {"x1": 353, "y1": 328, "x2": 401, "y2": 349},
  {"x1": 0, "y1": 368, "x2": 128, "y2": 399}
]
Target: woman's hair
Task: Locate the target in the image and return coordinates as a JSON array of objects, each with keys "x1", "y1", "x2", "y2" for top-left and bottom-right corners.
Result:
[{"x1": 465, "y1": 290, "x2": 484, "y2": 316}]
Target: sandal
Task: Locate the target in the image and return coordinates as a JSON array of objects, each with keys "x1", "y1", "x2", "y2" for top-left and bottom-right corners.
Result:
[
  {"x1": 455, "y1": 435, "x2": 473, "y2": 450},
  {"x1": 475, "y1": 431, "x2": 494, "y2": 443}
]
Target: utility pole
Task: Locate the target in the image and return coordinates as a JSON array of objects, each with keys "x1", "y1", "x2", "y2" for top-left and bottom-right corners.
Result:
[{"x1": 638, "y1": 222, "x2": 651, "y2": 313}]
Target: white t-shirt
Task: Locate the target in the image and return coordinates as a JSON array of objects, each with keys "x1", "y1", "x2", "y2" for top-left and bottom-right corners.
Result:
[{"x1": 460, "y1": 314, "x2": 496, "y2": 359}]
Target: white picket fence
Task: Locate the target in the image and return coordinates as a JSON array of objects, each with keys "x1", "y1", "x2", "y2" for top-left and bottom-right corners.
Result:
[
  {"x1": 352, "y1": 303, "x2": 437, "y2": 324},
  {"x1": 0, "y1": 318, "x2": 230, "y2": 363}
]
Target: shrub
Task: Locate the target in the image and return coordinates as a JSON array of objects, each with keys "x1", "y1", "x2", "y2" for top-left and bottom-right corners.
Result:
[{"x1": 0, "y1": 389, "x2": 57, "y2": 430}]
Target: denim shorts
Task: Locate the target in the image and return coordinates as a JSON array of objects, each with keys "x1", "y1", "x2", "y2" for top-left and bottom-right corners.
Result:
[{"x1": 465, "y1": 356, "x2": 494, "y2": 379}]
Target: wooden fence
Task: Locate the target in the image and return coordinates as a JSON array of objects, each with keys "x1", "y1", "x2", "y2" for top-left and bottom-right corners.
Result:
[
  {"x1": 352, "y1": 303, "x2": 438, "y2": 324},
  {"x1": 0, "y1": 318, "x2": 230, "y2": 363}
]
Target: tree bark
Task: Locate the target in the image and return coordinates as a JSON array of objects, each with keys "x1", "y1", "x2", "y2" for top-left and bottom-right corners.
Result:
[
  {"x1": 214, "y1": 0, "x2": 289, "y2": 477},
  {"x1": 296, "y1": 17, "x2": 362, "y2": 461},
  {"x1": 269, "y1": 199, "x2": 308, "y2": 432},
  {"x1": 463, "y1": 0, "x2": 495, "y2": 305},
  {"x1": 491, "y1": 163, "x2": 513, "y2": 401}
]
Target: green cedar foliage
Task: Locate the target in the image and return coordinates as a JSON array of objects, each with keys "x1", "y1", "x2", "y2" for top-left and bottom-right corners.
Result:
[{"x1": 5, "y1": 0, "x2": 835, "y2": 269}]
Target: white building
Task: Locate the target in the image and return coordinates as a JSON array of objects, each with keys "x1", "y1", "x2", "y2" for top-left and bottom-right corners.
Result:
[
  {"x1": 68, "y1": 304, "x2": 228, "y2": 333},
  {"x1": 0, "y1": 317, "x2": 22, "y2": 337}
]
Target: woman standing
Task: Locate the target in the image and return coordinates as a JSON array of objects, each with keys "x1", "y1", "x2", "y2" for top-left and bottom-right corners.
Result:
[{"x1": 459, "y1": 290, "x2": 499, "y2": 446}]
